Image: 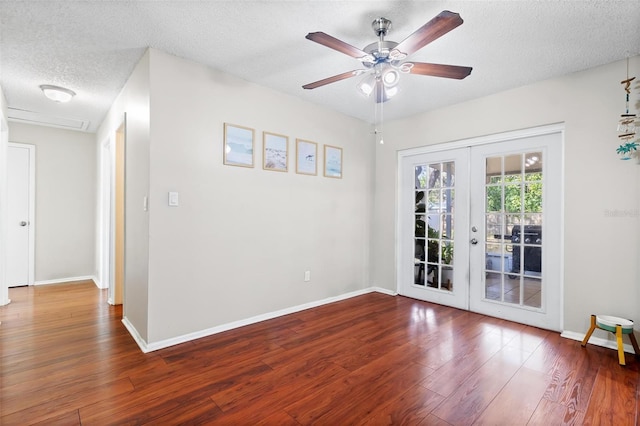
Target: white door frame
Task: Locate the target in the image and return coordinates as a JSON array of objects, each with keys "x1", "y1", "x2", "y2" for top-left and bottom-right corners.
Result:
[
  {"x1": 396, "y1": 123, "x2": 565, "y2": 328},
  {"x1": 7, "y1": 142, "x2": 36, "y2": 287},
  {"x1": 98, "y1": 115, "x2": 126, "y2": 306},
  {"x1": 98, "y1": 136, "x2": 113, "y2": 293},
  {"x1": 0, "y1": 112, "x2": 9, "y2": 305}
]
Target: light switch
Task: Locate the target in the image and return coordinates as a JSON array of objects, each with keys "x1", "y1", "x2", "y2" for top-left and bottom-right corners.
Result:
[
  {"x1": 168, "y1": 192, "x2": 179, "y2": 207},
  {"x1": 143, "y1": 196, "x2": 148, "y2": 211}
]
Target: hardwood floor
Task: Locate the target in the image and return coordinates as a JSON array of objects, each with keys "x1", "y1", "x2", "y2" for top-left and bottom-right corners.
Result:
[{"x1": 1, "y1": 281, "x2": 638, "y2": 425}]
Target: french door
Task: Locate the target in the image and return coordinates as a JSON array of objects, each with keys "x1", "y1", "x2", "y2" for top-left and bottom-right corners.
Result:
[
  {"x1": 399, "y1": 128, "x2": 563, "y2": 330},
  {"x1": 399, "y1": 148, "x2": 470, "y2": 309}
]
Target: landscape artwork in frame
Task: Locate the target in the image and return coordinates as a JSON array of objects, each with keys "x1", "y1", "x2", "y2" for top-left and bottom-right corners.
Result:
[
  {"x1": 263, "y1": 132, "x2": 288, "y2": 172},
  {"x1": 224, "y1": 123, "x2": 254, "y2": 167},
  {"x1": 324, "y1": 145, "x2": 343, "y2": 178},
  {"x1": 296, "y1": 139, "x2": 317, "y2": 175}
]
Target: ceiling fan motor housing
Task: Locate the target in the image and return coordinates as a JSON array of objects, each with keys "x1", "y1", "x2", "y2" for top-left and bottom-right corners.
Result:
[
  {"x1": 371, "y1": 17, "x2": 391, "y2": 37},
  {"x1": 363, "y1": 40, "x2": 399, "y2": 65}
]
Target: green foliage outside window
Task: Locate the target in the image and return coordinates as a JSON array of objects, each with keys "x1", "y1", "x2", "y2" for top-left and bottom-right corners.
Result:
[{"x1": 486, "y1": 173, "x2": 542, "y2": 213}]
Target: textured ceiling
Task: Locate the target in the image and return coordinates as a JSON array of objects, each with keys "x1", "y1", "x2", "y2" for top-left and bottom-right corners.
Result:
[{"x1": 1, "y1": 1, "x2": 639, "y2": 133}]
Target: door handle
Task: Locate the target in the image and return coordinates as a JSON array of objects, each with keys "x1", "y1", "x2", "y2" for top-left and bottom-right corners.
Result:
[
  {"x1": 19, "y1": 221, "x2": 28, "y2": 226},
  {"x1": 470, "y1": 238, "x2": 478, "y2": 245}
]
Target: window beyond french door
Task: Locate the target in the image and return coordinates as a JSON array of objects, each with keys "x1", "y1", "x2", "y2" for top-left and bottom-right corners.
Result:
[{"x1": 399, "y1": 128, "x2": 563, "y2": 331}]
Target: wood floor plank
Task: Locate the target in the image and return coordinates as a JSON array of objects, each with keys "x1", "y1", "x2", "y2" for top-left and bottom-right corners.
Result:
[
  {"x1": 473, "y1": 366, "x2": 549, "y2": 425},
  {"x1": 208, "y1": 361, "x2": 350, "y2": 424},
  {"x1": 1, "y1": 282, "x2": 638, "y2": 424},
  {"x1": 211, "y1": 359, "x2": 349, "y2": 413},
  {"x1": 0, "y1": 377, "x2": 135, "y2": 425},
  {"x1": 359, "y1": 382, "x2": 446, "y2": 425},
  {"x1": 528, "y1": 398, "x2": 585, "y2": 425},
  {"x1": 139, "y1": 397, "x2": 223, "y2": 425},
  {"x1": 283, "y1": 343, "x2": 434, "y2": 424},
  {"x1": 420, "y1": 330, "x2": 508, "y2": 396},
  {"x1": 418, "y1": 413, "x2": 453, "y2": 425},
  {"x1": 430, "y1": 345, "x2": 530, "y2": 425},
  {"x1": 582, "y1": 361, "x2": 638, "y2": 425}
]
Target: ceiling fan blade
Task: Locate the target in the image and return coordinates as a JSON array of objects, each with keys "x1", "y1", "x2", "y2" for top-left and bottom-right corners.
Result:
[
  {"x1": 302, "y1": 70, "x2": 366, "y2": 90},
  {"x1": 306, "y1": 32, "x2": 374, "y2": 62},
  {"x1": 408, "y1": 62, "x2": 472, "y2": 79},
  {"x1": 392, "y1": 10, "x2": 464, "y2": 59}
]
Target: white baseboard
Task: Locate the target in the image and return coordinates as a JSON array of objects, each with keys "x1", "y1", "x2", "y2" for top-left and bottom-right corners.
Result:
[
  {"x1": 122, "y1": 316, "x2": 150, "y2": 353},
  {"x1": 561, "y1": 330, "x2": 637, "y2": 354},
  {"x1": 35, "y1": 275, "x2": 97, "y2": 286},
  {"x1": 93, "y1": 277, "x2": 108, "y2": 289},
  {"x1": 126, "y1": 286, "x2": 395, "y2": 353}
]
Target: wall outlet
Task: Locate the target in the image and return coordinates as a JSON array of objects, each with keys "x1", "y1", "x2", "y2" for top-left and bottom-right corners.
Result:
[{"x1": 304, "y1": 270, "x2": 311, "y2": 282}]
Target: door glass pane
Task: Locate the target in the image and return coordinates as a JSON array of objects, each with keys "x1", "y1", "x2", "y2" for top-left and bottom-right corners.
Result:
[
  {"x1": 486, "y1": 186, "x2": 502, "y2": 212},
  {"x1": 525, "y1": 183, "x2": 542, "y2": 212},
  {"x1": 415, "y1": 166, "x2": 428, "y2": 189},
  {"x1": 525, "y1": 152, "x2": 543, "y2": 178},
  {"x1": 486, "y1": 157, "x2": 501, "y2": 183},
  {"x1": 504, "y1": 184, "x2": 522, "y2": 213},
  {"x1": 485, "y1": 243, "x2": 502, "y2": 272},
  {"x1": 427, "y1": 190, "x2": 440, "y2": 211},
  {"x1": 441, "y1": 214, "x2": 454, "y2": 240},
  {"x1": 485, "y1": 272, "x2": 502, "y2": 300},
  {"x1": 428, "y1": 164, "x2": 442, "y2": 189},
  {"x1": 442, "y1": 162, "x2": 455, "y2": 187},
  {"x1": 505, "y1": 154, "x2": 522, "y2": 176},
  {"x1": 483, "y1": 152, "x2": 544, "y2": 309},
  {"x1": 485, "y1": 214, "x2": 502, "y2": 242},
  {"x1": 524, "y1": 277, "x2": 542, "y2": 308}
]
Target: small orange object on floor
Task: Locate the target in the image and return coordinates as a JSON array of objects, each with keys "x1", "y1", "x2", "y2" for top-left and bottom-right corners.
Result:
[{"x1": 581, "y1": 314, "x2": 640, "y2": 365}]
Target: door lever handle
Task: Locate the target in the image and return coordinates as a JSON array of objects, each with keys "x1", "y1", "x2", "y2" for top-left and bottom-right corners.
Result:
[
  {"x1": 470, "y1": 238, "x2": 478, "y2": 245},
  {"x1": 19, "y1": 221, "x2": 27, "y2": 226}
]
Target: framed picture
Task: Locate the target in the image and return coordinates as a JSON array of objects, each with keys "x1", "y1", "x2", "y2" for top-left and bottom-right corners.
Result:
[
  {"x1": 296, "y1": 139, "x2": 317, "y2": 175},
  {"x1": 263, "y1": 132, "x2": 288, "y2": 172},
  {"x1": 224, "y1": 123, "x2": 254, "y2": 167},
  {"x1": 324, "y1": 145, "x2": 343, "y2": 178}
]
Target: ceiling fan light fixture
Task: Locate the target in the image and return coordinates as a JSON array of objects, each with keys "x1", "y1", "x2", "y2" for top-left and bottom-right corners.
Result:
[
  {"x1": 39, "y1": 84, "x2": 76, "y2": 103},
  {"x1": 384, "y1": 85, "x2": 398, "y2": 98},
  {"x1": 357, "y1": 74, "x2": 376, "y2": 97},
  {"x1": 382, "y1": 68, "x2": 400, "y2": 86}
]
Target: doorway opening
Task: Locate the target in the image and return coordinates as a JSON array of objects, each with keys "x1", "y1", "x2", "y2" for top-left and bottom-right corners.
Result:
[{"x1": 99, "y1": 116, "x2": 126, "y2": 309}]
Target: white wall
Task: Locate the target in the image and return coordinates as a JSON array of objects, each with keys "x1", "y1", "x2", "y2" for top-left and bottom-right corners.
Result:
[
  {"x1": 373, "y1": 56, "x2": 640, "y2": 336},
  {"x1": 8, "y1": 122, "x2": 96, "y2": 283},
  {"x1": 96, "y1": 50, "x2": 151, "y2": 342},
  {"x1": 0, "y1": 86, "x2": 9, "y2": 305},
  {"x1": 144, "y1": 49, "x2": 373, "y2": 344}
]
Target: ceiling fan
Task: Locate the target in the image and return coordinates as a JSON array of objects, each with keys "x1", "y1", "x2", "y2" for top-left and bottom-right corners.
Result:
[{"x1": 302, "y1": 10, "x2": 472, "y2": 103}]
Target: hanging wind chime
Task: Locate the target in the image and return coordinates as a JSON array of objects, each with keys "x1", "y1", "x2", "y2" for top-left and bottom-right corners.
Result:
[{"x1": 616, "y1": 57, "x2": 638, "y2": 160}]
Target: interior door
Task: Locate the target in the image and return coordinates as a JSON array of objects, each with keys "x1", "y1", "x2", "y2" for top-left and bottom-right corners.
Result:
[
  {"x1": 7, "y1": 143, "x2": 35, "y2": 287},
  {"x1": 399, "y1": 148, "x2": 470, "y2": 310},
  {"x1": 469, "y1": 133, "x2": 562, "y2": 330},
  {"x1": 399, "y1": 128, "x2": 563, "y2": 330}
]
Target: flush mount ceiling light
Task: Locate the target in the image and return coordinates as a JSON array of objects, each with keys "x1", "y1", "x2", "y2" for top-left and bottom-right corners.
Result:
[{"x1": 39, "y1": 84, "x2": 76, "y2": 103}]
